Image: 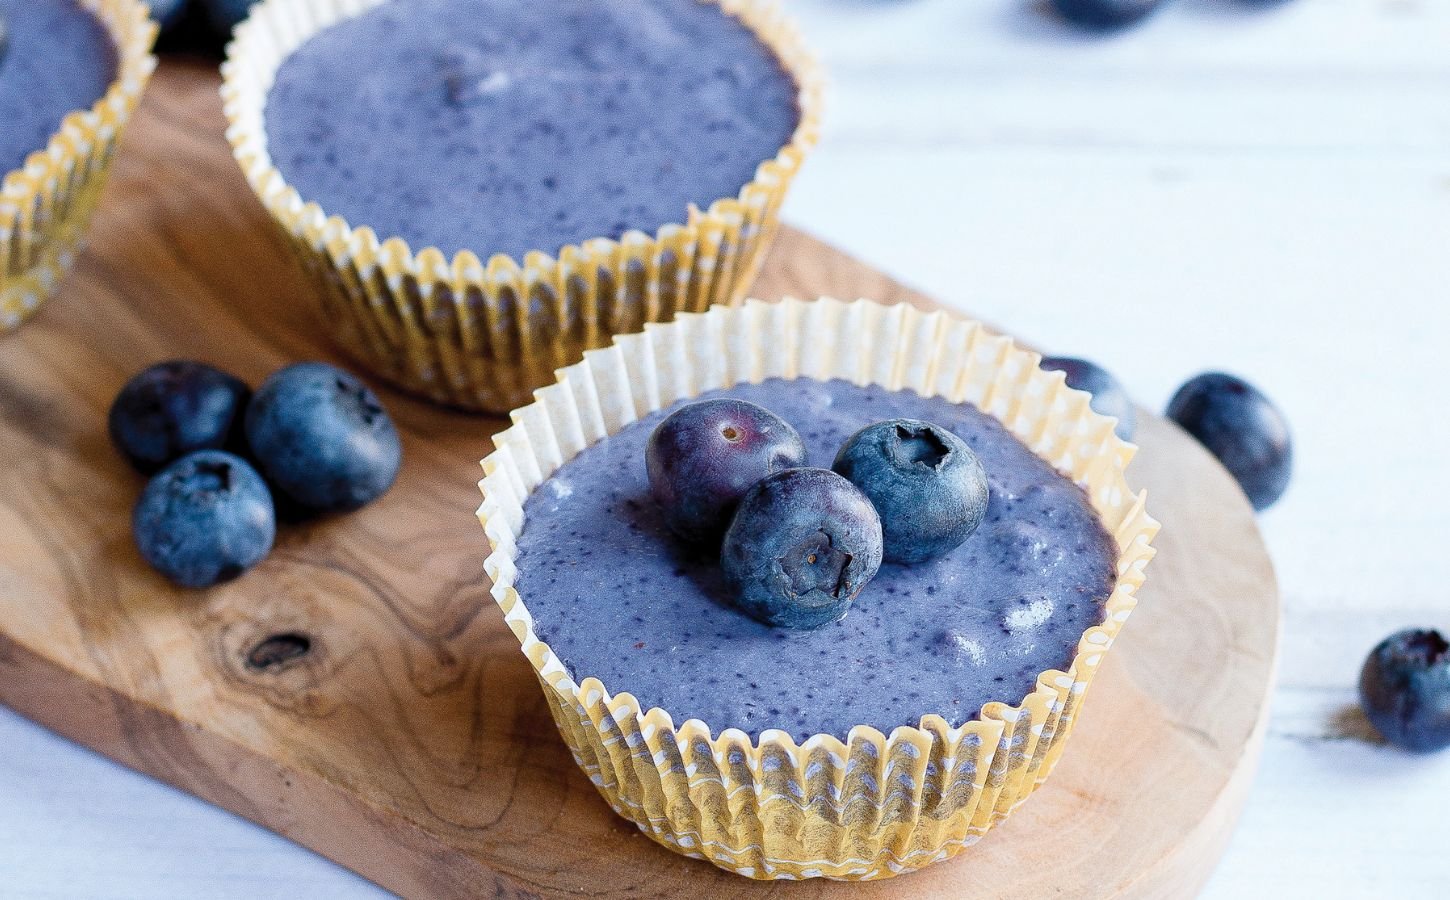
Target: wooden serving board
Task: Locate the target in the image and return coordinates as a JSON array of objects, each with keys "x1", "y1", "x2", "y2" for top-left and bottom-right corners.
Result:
[{"x1": 0, "y1": 61, "x2": 1279, "y2": 898}]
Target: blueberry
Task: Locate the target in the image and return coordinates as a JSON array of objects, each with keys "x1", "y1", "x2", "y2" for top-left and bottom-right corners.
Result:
[
  {"x1": 721, "y1": 468, "x2": 883, "y2": 629},
  {"x1": 832, "y1": 419, "x2": 988, "y2": 565},
  {"x1": 108, "y1": 361, "x2": 251, "y2": 475},
  {"x1": 1040, "y1": 356, "x2": 1137, "y2": 441},
  {"x1": 198, "y1": 0, "x2": 257, "y2": 34},
  {"x1": 133, "y1": 450, "x2": 275, "y2": 588},
  {"x1": 646, "y1": 398, "x2": 807, "y2": 545},
  {"x1": 244, "y1": 362, "x2": 401, "y2": 515},
  {"x1": 1165, "y1": 372, "x2": 1291, "y2": 511},
  {"x1": 1048, "y1": 0, "x2": 1165, "y2": 30},
  {"x1": 144, "y1": 0, "x2": 189, "y2": 28},
  {"x1": 1359, "y1": 629, "x2": 1450, "y2": 754}
]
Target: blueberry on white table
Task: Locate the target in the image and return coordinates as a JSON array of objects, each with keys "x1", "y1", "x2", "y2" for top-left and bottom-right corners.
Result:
[
  {"x1": 1359, "y1": 629, "x2": 1450, "y2": 754},
  {"x1": 1165, "y1": 372, "x2": 1292, "y2": 511},
  {"x1": 647, "y1": 398, "x2": 807, "y2": 546},
  {"x1": 1049, "y1": 0, "x2": 1165, "y2": 31},
  {"x1": 721, "y1": 467, "x2": 883, "y2": 629},
  {"x1": 133, "y1": 450, "x2": 275, "y2": 588},
  {"x1": 832, "y1": 418, "x2": 988, "y2": 564}
]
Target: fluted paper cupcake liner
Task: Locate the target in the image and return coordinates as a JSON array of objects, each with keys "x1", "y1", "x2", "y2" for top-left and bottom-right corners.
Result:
[
  {"x1": 220, "y1": 0, "x2": 822, "y2": 413},
  {"x1": 0, "y1": 0, "x2": 157, "y2": 332},
  {"x1": 477, "y1": 297, "x2": 1161, "y2": 881}
]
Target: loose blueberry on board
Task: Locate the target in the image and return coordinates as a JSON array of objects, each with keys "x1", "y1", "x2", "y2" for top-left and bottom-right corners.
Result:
[
  {"x1": 108, "y1": 360, "x2": 251, "y2": 475},
  {"x1": 1040, "y1": 356, "x2": 1137, "y2": 441},
  {"x1": 144, "y1": 0, "x2": 189, "y2": 29},
  {"x1": 133, "y1": 450, "x2": 275, "y2": 588},
  {"x1": 646, "y1": 398, "x2": 807, "y2": 546},
  {"x1": 199, "y1": 0, "x2": 257, "y2": 34},
  {"x1": 244, "y1": 362, "x2": 401, "y2": 515},
  {"x1": 721, "y1": 468, "x2": 883, "y2": 629},
  {"x1": 1165, "y1": 372, "x2": 1292, "y2": 511},
  {"x1": 1359, "y1": 629, "x2": 1450, "y2": 754},
  {"x1": 1049, "y1": 0, "x2": 1165, "y2": 31},
  {"x1": 832, "y1": 419, "x2": 989, "y2": 565}
]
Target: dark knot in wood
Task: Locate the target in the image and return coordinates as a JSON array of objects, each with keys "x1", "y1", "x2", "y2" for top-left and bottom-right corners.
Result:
[{"x1": 245, "y1": 633, "x2": 313, "y2": 673}]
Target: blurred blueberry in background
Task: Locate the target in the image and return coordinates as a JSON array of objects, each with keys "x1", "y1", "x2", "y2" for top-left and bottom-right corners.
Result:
[
  {"x1": 1049, "y1": 0, "x2": 1166, "y2": 31},
  {"x1": 145, "y1": 0, "x2": 188, "y2": 29},
  {"x1": 201, "y1": 0, "x2": 258, "y2": 34}
]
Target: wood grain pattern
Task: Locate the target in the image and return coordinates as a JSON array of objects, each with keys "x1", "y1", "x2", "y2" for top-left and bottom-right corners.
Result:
[{"x1": 0, "y1": 61, "x2": 1278, "y2": 898}]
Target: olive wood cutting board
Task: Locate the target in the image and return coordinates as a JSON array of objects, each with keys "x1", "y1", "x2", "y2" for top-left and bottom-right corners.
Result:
[{"x1": 0, "y1": 61, "x2": 1279, "y2": 899}]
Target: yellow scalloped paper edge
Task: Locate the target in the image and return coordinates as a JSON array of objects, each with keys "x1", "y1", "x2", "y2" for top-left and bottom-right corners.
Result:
[
  {"x1": 0, "y1": 0, "x2": 157, "y2": 332},
  {"x1": 477, "y1": 298, "x2": 1161, "y2": 881},
  {"x1": 219, "y1": 0, "x2": 822, "y2": 413}
]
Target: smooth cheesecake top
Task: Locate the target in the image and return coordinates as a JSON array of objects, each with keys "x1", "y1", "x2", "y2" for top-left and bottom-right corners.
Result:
[
  {"x1": 264, "y1": 0, "x2": 800, "y2": 259},
  {"x1": 513, "y1": 378, "x2": 1119, "y2": 741}
]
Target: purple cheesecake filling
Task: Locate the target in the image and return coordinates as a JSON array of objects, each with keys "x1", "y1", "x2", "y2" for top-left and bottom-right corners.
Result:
[
  {"x1": 0, "y1": 0, "x2": 118, "y2": 174},
  {"x1": 514, "y1": 379, "x2": 1119, "y2": 741},
  {"x1": 264, "y1": 0, "x2": 800, "y2": 259}
]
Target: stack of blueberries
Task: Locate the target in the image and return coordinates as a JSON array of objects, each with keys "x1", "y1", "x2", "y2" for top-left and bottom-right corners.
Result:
[
  {"x1": 647, "y1": 398, "x2": 993, "y2": 629},
  {"x1": 110, "y1": 360, "x2": 401, "y2": 588}
]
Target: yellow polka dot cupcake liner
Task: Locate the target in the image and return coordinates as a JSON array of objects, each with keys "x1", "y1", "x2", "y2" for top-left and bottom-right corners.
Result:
[
  {"x1": 220, "y1": 0, "x2": 822, "y2": 413},
  {"x1": 0, "y1": 0, "x2": 156, "y2": 332},
  {"x1": 477, "y1": 297, "x2": 1161, "y2": 880}
]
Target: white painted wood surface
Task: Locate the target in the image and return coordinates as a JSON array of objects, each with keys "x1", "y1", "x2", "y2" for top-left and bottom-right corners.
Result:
[{"x1": 3, "y1": 0, "x2": 1448, "y2": 896}]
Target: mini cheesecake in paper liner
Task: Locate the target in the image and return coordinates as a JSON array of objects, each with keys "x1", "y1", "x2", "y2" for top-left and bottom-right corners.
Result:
[
  {"x1": 220, "y1": 0, "x2": 821, "y2": 414},
  {"x1": 477, "y1": 298, "x2": 1160, "y2": 881},
  {"x1": 0, "y1": 0, "x2": 157, "y2": 332}
]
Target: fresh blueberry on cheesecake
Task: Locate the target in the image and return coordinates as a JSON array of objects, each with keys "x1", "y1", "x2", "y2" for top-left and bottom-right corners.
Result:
[
  {"x1": 721, "y1": 467, "x2": 883, "y2": 629},
  {"x1": 647, "y1": 398, "x2": 807, "y2": 546},
  {"x1": 832, "y1": 419, "x2": 989, "y2": 564}
]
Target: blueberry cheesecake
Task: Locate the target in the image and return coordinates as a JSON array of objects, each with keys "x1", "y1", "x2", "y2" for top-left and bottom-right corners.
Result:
[
  {"x1": 223, "y1": 0, "x2": 820, "y2": 412},
  {"x1": 478, "y1": 298, "x2": 1159, "y2": 880},
  {"x1": 0, "y1": 0, "x2": 155, "y2": 330}
]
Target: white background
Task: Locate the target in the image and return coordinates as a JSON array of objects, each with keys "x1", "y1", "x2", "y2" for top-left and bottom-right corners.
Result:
[{"x1": 4, "y1": 0, "x2": 1449, "y2": 896}]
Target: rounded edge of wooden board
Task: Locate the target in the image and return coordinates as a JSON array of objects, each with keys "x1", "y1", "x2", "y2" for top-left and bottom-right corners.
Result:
[{"x1": 1109, "y1": 418, "x2": 1281, "y2": 900}]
